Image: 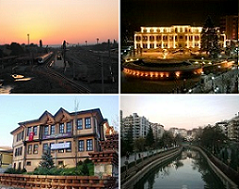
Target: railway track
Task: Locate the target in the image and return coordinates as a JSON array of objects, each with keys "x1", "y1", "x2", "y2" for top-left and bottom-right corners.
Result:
[{"x1": 34, "y1": 57, "x2": 91, "y2": 93}]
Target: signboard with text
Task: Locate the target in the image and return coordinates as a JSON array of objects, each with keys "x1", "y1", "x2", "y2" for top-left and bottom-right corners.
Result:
[
  {"x1": 43, "y1": 133, "x2": 71, "y2": 140},
  {"x1": 51, "y1": 142, "x2": 70, "y2": 150}
]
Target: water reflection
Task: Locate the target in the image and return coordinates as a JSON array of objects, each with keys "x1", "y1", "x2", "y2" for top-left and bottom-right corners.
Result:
[{"x1": 133, "y1": 149, "x2": 226, "y2": 189}]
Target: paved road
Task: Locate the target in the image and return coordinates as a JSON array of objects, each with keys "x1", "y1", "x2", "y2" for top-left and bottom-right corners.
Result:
[{"x1": 121, "y1": 147, "x2": 176, "y2": 166}]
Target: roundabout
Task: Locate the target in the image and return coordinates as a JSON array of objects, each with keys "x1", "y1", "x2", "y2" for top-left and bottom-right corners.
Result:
[{"x1": 123, "y1": 57, "x2": 203, "y2": 80}]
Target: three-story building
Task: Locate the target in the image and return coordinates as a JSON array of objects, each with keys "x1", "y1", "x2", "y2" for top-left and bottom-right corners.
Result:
[{"x1": 11, "y1": 108, "x2": 111, "y2": 172}]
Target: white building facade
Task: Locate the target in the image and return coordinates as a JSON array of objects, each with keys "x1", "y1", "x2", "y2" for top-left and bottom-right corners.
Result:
[
  {"x1": 134, "y1": 25, "x2": 226, "y2": 50},
  {"x1": 122, "y1": 113, "x2": 150, "y2": 140}
]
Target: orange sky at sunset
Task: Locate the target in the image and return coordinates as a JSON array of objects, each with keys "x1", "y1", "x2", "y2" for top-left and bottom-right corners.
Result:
[{"x1": 0, "y1": 0, "x2": 118, "y2": 46}]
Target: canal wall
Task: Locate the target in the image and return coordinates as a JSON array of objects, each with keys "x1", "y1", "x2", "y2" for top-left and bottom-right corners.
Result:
[
  {"x1": 191, "y1": 146, "x2": 238, "y2": 189},
  {"x1": 121, "y1": 147, "x2": 183, "y2": 189}
]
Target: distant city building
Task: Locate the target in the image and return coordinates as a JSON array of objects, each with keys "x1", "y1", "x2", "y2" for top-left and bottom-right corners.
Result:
[
  {"x1": 122, "y1": 113, "x2": 150, "y2": 140},
  {"x1": 220, "y1": 15, "x2": 239, "y2": 41},
  {"x1": 169, "y1": 127, "x2": 179, "y2": 137},
  {"x1": 11, "y1": 107, "x2": 114, "y2": 172},
  {"x1": 134, "y1": 25, "x2": 226, "y2": 50},
  {"x1": 227, "y1": 114, "x2": 239, "y2": 142},
  {"x1": 151, "y1": 123, "x2": 164, "y2": 139},
  {"x1": 215, "y1": 121, "x2": 228, "y2": 136},
  {"x1": 178, "y1": 128, "x2": 187, "y2": 138},
  {"x1": 0, "y1": 147, "x2": 13, "y2": 170}
]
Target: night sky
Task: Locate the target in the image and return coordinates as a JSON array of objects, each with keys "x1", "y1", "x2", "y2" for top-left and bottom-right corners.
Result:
[{"x1": 121, "y1": 0, "x2": 238, "y2": 41}]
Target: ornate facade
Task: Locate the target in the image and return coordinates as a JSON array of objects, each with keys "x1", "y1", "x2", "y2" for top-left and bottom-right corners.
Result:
[
  {"x1": 134, "y1": 25, "x2": 226, "y2": 50},
  {"x1": 11, "y1": 108, "x2": 113, "y2": 172}
]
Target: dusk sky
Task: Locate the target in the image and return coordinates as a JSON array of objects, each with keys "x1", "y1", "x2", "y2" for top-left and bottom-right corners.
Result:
[
  {"x1": 0, "y1": 95, "x2": 119, "y2": 147},
  {"x1": 121, "y1": 95, "x2": 239, "y2": 130},
  {"x1": 0, "y1": 0, "x2": 118, "y2": 45}
]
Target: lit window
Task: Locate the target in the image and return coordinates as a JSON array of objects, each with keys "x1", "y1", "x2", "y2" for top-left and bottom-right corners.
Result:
[
  {"x1": 85, "y1": 118, "x2": 91, "y2": 129},
  {"x1": 86, "y1": 139, "x2": 93, "y2": 151}
]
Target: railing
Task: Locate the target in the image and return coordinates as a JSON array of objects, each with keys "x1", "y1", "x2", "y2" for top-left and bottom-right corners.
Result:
[
  {"x1": 0, "y1": 174, "x2": 116, "y2": 189},
  {"x1": 121, "y1": 147, "x2": 182, "y2": 188}
]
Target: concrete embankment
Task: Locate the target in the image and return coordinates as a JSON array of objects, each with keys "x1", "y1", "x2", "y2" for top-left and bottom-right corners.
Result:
[
  {"x1": 190, "y1": 146, "x2": 238, "y2": 189},
  {"x1": 121, "y1": 147, "x2": 183, "y2": 189}
]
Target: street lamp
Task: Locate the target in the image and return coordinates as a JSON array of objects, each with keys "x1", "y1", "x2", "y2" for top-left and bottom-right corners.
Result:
[
  {"x1": 211, "y1": 76, "x2": 215, "y2": 92},
  {"x1": 27, "y1": 34, "x2": 29, "y2": 45}
]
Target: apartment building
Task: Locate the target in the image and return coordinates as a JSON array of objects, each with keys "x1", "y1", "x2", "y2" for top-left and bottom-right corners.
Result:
[
  {"x1": 220, "y1": 15, "x2": 238, "y2": 40},
  {"x1": 122, "y1": 113, "x2": 150, "y2": 140},
  {"x1": 11, "y1": 108, "x2": 111, "y2": 172},
  {"x1": 151, "y1": 123, "x2": 164, "y2": 139},
  {"x1": 228, "y1": 115, "x2": 239, "y2": 142}
]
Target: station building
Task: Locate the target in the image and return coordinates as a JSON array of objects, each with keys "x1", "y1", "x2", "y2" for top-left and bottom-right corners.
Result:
[
  {"x1": 11, "y1": 107, "x2": 114, "y2": 172},
  {"x1": 134, "y1": 25, "x2": 226, "y2": 50}
]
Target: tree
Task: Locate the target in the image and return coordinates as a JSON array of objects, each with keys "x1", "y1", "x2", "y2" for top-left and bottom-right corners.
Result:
[
  {"x1": 121, "y1": 124, "x2": 134, "y2": 156},
  {"x1": 134, "y1": 137, "x2": 146, "y2": 152},
  {"x1": 201, "y1": 16, "x2": 221, "y2": 59},
  {"x1": 200, "y1": 125, "x2": 227, "y2": 154},
  {"x1": 39, "y1": 147, "x2": 54, "y2": 169},
  {"x1": 146, "y1": 126, "x2": 155, "y2": 149},
  {"x1": 160, "y1": 131, "x2": 174, "y2": 148}
]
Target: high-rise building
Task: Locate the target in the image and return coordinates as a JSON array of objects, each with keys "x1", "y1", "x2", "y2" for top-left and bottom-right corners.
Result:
[
  {"x1": 220, "y1": 15, "x2": 239, "y2": 41},
  {"x1": 151, "y1": 123, "x2": 164, "y2": 139},
  {"x1": 228, "y1": 114, "x2": 239, "y2": 142},
  {"x1": 122, "y1": 113, "x2": 150, "y2": 140}
]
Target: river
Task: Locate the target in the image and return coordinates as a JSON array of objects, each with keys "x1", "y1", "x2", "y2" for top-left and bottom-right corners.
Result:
[{"x1": 133, "y1": 149, "x2": 227, "y2": 189}]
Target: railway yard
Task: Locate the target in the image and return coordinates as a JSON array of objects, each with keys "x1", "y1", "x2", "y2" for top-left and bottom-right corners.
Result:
[{"x1": 0, "y1": 45, "x2": 118, "y2": 93}]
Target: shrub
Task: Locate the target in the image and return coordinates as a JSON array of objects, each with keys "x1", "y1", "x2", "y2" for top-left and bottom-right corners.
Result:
[
  {"x1": 4, "y1": 167, "x2": 26, "y2": 174},
  {"x1": 84, "y1": 158, "x2": 92, "y2": 164}
]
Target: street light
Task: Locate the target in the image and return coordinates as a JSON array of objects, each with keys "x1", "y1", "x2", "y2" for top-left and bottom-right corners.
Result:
[{"x1": 211, "y1": 76, "x2": 215, "y2": 92}]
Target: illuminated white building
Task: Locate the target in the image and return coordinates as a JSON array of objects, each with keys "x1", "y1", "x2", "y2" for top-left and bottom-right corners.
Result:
[{"x1": 134, "y1": 25, "x2": 226, "y2": 50}]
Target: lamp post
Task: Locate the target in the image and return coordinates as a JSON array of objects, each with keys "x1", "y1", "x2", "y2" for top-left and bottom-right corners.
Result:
[
  {"x1": 211, "y1": 76, "x2": 215, "y2": 92},
  {"x1": 27, "y1": 34, "x2": 29, "y2": 46}
]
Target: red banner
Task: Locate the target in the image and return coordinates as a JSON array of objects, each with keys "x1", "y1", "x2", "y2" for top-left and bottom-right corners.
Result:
[{"x1": 29, "y1": 132, "x2": 34, "y2": 141}]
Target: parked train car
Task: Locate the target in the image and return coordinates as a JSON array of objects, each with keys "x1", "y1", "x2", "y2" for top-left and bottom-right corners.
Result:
[{"x1": 38, "y1": 52, "x2": 53, "y2": 64}]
